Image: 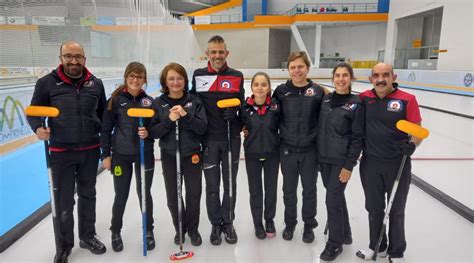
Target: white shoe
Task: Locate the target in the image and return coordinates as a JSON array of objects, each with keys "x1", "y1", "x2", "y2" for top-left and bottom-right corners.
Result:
[
  {"x1": 356, "y1": 248, "x2": 388, "y2": 260},
  {"x1": 389, "y1": 257, "x2": 405, "y2": 263}
]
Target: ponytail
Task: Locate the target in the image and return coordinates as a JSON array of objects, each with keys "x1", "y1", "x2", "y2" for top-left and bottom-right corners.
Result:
[{"x1": 107, "y1": 85, "x2": 125, "y2": 111}]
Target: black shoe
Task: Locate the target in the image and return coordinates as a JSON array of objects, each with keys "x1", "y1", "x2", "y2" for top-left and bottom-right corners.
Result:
[
  {"x1": 343, "y1": 235, "x2": 353, "y2": 245},
  {"x1": 302, "y1": 225, "x2": 315, "y2": 243},
  {"x1": 188, "y1": 231, "x2": 202, "y2": 246},
  {"x1": 111, "y1": 233, "x2": 123, "y2": 252},
  {"x1": 79, "y1": 236, "x2": 106, "y2": 255},
  {"x1": 255, "y1": 224, "x2": 266, "y2": 240},
  {"x1": 320, "y1": 244, "x2": 343, "y2": 261},
  {"x1": 223, "y1": 223, "x2": 238, "y2": 244},
  {"x1": 54, "y1": 248, "x2": 71, "y2": 263},
  {"x1": 265, "y1": 220, "x2": 276, "y2": 238},
  {"x1": 282, "y1": 226, "x2": 294, "y2": 241},
  {"x1": 210, "y1": 224, "x2": 222, "y2": 246},
  {"x1": 174, "y1": 232, "x2": 185, "y2": 245},
  {"x1": 146, "y1": 231, "x2": 155, "y2": 251}
]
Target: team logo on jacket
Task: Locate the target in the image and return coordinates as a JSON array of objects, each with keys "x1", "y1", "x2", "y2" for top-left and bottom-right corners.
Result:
[
  {"x1": 141, "y1": 98, "x2": 152, "y2": 107},
  {"x1": 305, "y1": 88, "x2": 315, "y2": 96},
  {"x1": 387, "y1": 100, "x2": 403, "y2": 112},
  {"x1": 83, "y1": 80, "x2": 94, "y2": 87},
  {"x1": 342, "y1": 103, "x2": 357, "y2": 111},
  {"x1": 220, "y1": 80, "x2": 232, "y2": 89},
  {"x1": 184, "y1": 101, "x2": 193, "y2": 108},
  {"x1": 270, "y1": 103, "x2": 278, "y2": 111}
]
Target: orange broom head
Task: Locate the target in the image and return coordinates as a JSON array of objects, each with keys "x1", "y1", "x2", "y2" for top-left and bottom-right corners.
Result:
[
  {"x1": 217, "y1": 98, "x2": 240, "y2": 109},
  {"x1": 170, "y1": 251, "x2": 194, "y2": 261},
  {"x1": 396, "y1": 120, "x2": 429, "y2": 140},
  {"x1": 127, "y1": 108, "x2": 155, "y2": 118},
  {"x1": 25, "y1": 106, "x2": 60, "y2": 117}
]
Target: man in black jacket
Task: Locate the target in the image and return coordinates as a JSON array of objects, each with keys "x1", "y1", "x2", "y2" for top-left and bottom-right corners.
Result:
[
  {"x1": 190, "y1": 35, "x2": 244, "y2": 245},
  {"x1": 273, "y1": 51, "x2": 325, "y2": 244},
  {"x1": 27, "y1": 41, "x2": 107, "y2": 263}
]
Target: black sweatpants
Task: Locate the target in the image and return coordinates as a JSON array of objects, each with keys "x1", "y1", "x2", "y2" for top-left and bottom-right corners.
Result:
[
  {"x1": 203, "y1": 137, "x2": 241, "y2": 226},
  {"x1": 245, "y1": 156, "x2": 279, "y2": 227},
  {"x1": 359, "y1": 154, "x2": 411, "y2": 258},
  {"x1": 320, "y1": 162, "x2": 352, "y2": 247},
  {"x1": 50, "y1": 148, "x2": 100, "y2": 250},
  {"x1": 161, "y1": 150, "x2": 202, "y2": 234},
  {"x1": 110, "y1": 151, "x2": 155, "y2": 234},
  {"x1": 280, "y1": 146, "x2": 318, "y2": 228}
]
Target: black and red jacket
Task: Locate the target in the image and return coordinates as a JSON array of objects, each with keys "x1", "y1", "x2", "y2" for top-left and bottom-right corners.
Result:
[
  {"x1": 27, "y1": 65, "x2": 106, "y2": 150},
  {"x1": 190, "y1": 62, "x2": 244, "y2": 141},
  {"x1": 241, "y1": 95, "x2": 280, "y2": 159},
  {"x1": 317, "y1": 92, "x2": 364, "y2": 170},
  {"x1": 359, "y1": 84, "x2": 422, "y2": 159},
  {"x1": 272, "y1": 79, "x2": 325, "y2": 151},
  {"x1": 100, "y1": 88, "x2": 154, "y2": 159}
]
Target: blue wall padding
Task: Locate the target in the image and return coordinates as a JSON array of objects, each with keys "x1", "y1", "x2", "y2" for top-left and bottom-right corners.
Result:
[{"x1": 0, "y1": 142, "x2": 49, "y2": 235}]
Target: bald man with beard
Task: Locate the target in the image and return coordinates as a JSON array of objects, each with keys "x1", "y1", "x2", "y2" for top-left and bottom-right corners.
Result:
[{"x1": 28, "y1": 41, "x2": 107, "y2": 263}]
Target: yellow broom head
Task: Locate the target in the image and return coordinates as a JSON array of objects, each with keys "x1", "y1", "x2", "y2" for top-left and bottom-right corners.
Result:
[
  {"x1": 127, "y1": 108, "x2": 155, "y2": 118},
  {"x1": 25, "y1": 106, "x2": 60, "y2": 117},
  {"x1": 396, "y1": 120, "x2": 429, "y2": 140},
  {"x1": 217, "y1": 98, "x2": 240, "y2": 109}
]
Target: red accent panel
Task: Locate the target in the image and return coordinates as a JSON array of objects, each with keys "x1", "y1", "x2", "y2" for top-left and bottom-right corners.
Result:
[
  {"x1": 388, "y1": 90, "x2": 422, "y2": 123},
  {"x1": 359, "y1": 89, "x2": 376, "y2": 99},
  {"x1": 216, "y1": 75, "x2": 241, "y2": 93},
  {"x1": 49, "y1": 144, "x2": 100, "y2": 152}
]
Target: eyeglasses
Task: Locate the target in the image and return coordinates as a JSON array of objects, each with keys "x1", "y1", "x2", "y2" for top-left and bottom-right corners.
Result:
[
  {"x1": 166, "y1": 76, "x2": 185, "y2": 83},
  {"x1": 127, "y1": 74, "x2": 146, "y2": 81},
  {"x1": 61, "y1": 54, "x2": 85, "y2": 62}
]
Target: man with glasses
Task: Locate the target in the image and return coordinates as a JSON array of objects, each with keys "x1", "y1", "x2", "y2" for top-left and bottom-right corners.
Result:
[{"x1": 27, "y1": 41, "x2": 107, "y2": 263}]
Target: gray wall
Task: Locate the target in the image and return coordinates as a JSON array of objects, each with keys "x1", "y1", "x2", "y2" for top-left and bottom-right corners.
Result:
[
  {"x1": 268, "y1": 29, "x2": 291, "y2": 68},
  {"x1": 194, "y1": 28, "x2": 270, "y2": 69}
]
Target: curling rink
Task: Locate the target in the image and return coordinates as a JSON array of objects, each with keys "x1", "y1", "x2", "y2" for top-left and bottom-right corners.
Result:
[{"x1": 1, "y1": 81, "x2": 472, "y2": 263}]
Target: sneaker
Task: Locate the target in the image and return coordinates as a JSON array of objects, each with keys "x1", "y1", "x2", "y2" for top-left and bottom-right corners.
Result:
[
  {"x1": 282, "y1": 226, "x2": 295, "y2": 241},
  {"x1": 210, "y1": 224, "x2": 222, "y2": 246},
  {"x1": 302, "y1": 225, "x2": 315, "y2": 243},
  {"x1": 146, "y1": 231, "x2": 155, "y2": 251},
  {"x1": 54, "y1": 248, "x2": 71, "y2": 263},
  {"x1": 255, "y1": 224, "x2": 266, "y2": 240},
  {"x1": 174, "y1": 232, "x2": 185, "y2": 245},
  {"x1": 343, "y1": 235, "x2": 353, "y2": 245},
  {"x1": 265, "y1": 220, "x2": 276, "y2": 238},
  {"x1": 79, "y1": 236, "x2": 107, "y2": 255},
  {"x1": 389, "y1": 257, "x2": 405, "y2": 263},
  {"x1": 320, "y1": 244, "x2": 343, "y2": 261},
  {"x1": 188, "y1": 231, "x2": 202, "y2": 246},
  {"x1": 356, "y1": 248, "x2": 388, "y2": 261},
  {"x1": 111, "y1": 233, "x2": 123, "y2": 252},
  {"x1": 223, "y1": 223, "x2": 238, "y2": 244}
]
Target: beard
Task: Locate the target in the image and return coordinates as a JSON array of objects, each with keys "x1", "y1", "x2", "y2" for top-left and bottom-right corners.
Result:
[{"x1": 64, "y1": 63, "x2": 84, "y2": 78}]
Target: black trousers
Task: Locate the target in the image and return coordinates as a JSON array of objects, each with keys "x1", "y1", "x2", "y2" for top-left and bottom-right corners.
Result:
[
  {"x1": 245, "y1": 156, "x2": 279, "y2": 227},
  {"x1": 110, "y1": 152, "x2": 155, "y2": 233},
  {"x1": 360, "y1": 155, "x2": 411, "y2": 258},
  {"x1": 50, "y1": 148, "x2": 100, "y2": 250},
  {"x1": 161, "y1": 150, "x2": 202, "y2": 234},
  {"x1": 203, "y1": 137, "x2": 241, "y2": 225},
  {"x1": 320, "y1": 162, "x2": 352, "y2": 247},
  {"x1": 280, "y1": 146, "x2": 318, "y2": 228}
]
